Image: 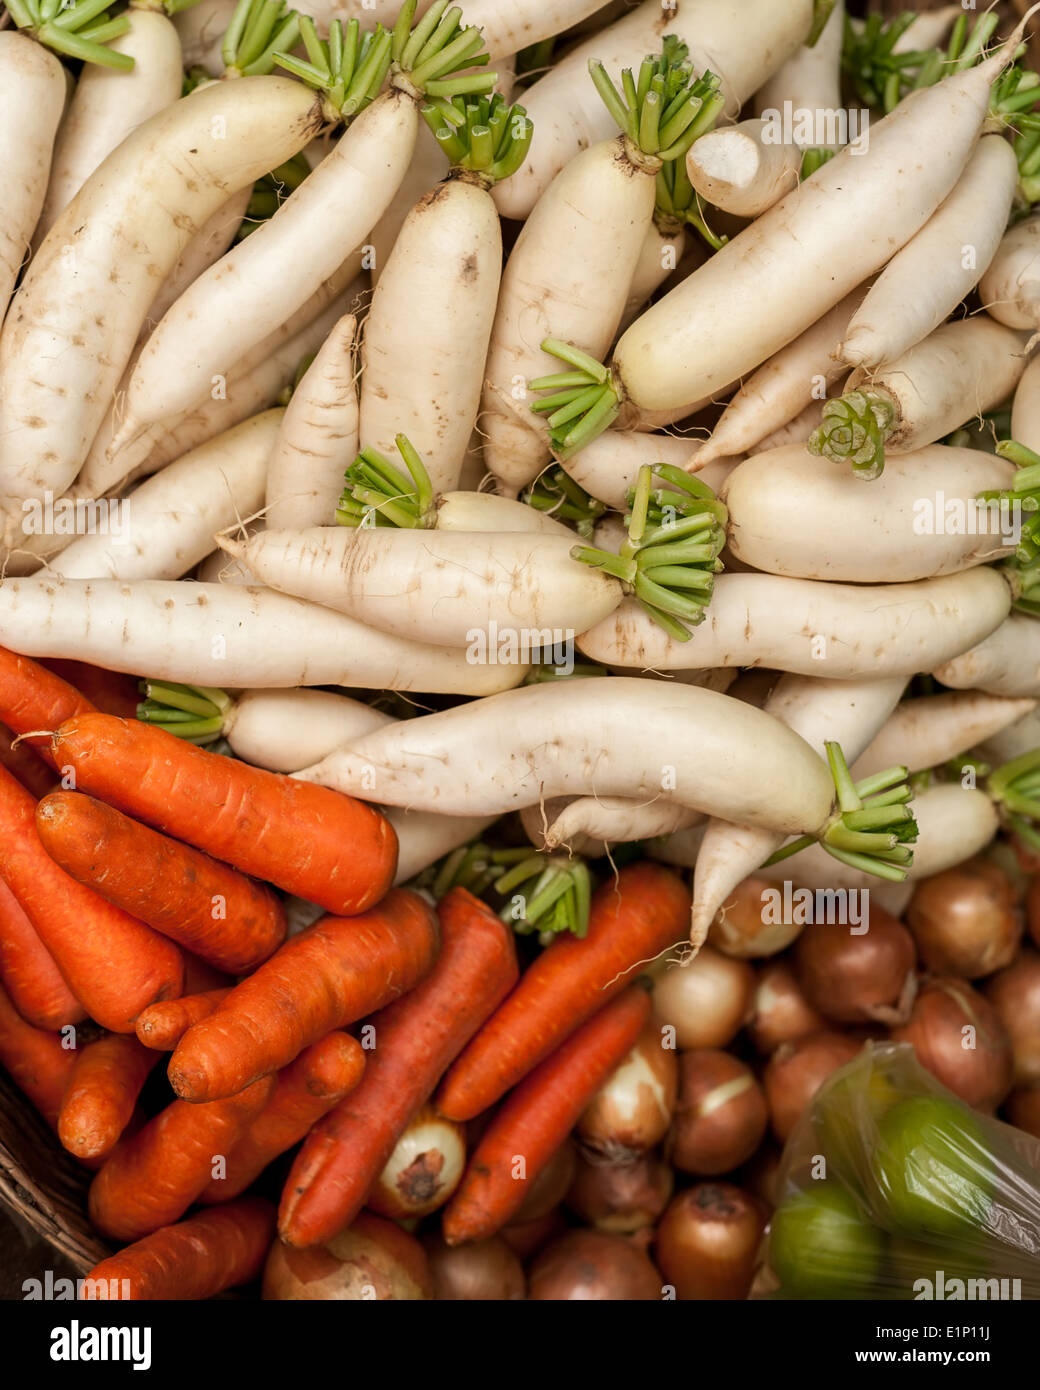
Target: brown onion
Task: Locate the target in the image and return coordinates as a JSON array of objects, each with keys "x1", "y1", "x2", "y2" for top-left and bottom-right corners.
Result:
[
  {"x1": 1005, "y1": 1086, "x2": 1040, "y2": 1140},
  {"x1": 652, "y1": 945, "x2": 754, "y2": 1049},
  {"x1": 566, "y1": 1151, "x2": 674, "y2": 1233},
  {"x1": 794, "y1": 908, "x2": 916, "y2": 1024},
  {"x1": 262, "y1": 1212, "x2": 432, "y2": 1300},
  {"x1": 670, "y1": 1050, "x2": 768, "y2": 1175},
  {"x1": 367, "y1": 1105, "x2": 466, "y2": 1219},
  {"x1": 708, "y1": 875, "x2": 802, "y2": 958},
  {"x1": 577, "y1": 1022, "x2": 678, "y2": 1158},
  {"x1": 422, "y1": 1233, "x2": 525, "y2": 1301},
  {"x1": 655, "y1": 1183, "x2": 765, "y2": 1300},
  {"x1": 510, "y1": 1139, "x2": 576, "y2": 1225},
  {"x1": 748, "y1": 960, "x2": 826, "y2": 1054},
  {"x1": 1027, "y1": 873, "x2": 1040, "y2": 951},
  {"x1": 891, "y1": 978, "x2": 1013, "y2": 1111},
  {"x1": 907, "y1": 858, "x2": 1022, "y2": 979},
  {"x1": 764, "y1": 1031, "x2": 862, "y2": 1143},
  {"x1": 499, "y1": 1206, "x2": 567, "y2": 1260},
  {"x1": 737, "y1": 1144, "x2": 784, "y2": 1211},
  {"x1": 983, "y1": 948, "x2": 1040, "y2": 1087},
  {"x1": 527, "y1": 1230, "x2": 661, "y2": 1301}
]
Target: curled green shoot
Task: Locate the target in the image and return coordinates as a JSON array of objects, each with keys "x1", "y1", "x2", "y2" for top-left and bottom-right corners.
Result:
[
  {"x1": 522, "y1": 465, "x2": 607, "y2": 539},
  {"x1": 336, "y1": 433, "x2": 435, "y2": 529},
  {"x1": 222, "y1": 0, "x2": 300, "y2": 77},
  {"x1": 808, "y1": 387, "x2": 896, "y2": 480},
  {"x1": 979, "y1": 438, "x2": 1040, "y2": 615},
  {"x1": 7, "y1": 0, "x2": 135, "y2": 68},
  {"x1": 136, "y1": 681, "x2": 231, "y2": 744},
  {"x1": 421, "y1": 92, "x2": 532, "y2": 182},
  {"x1": 765, "y1": 743, "x2": 918, "y2": 882},
  {"x1": 589, "y1": 36, "x2": 723, "y2": 163},
  {"x1": 528, "y1": 338, "x2": 619, "y2": 459},
  {"x1": 570, "y1": 462, "x2": 726, "y2": 639}
]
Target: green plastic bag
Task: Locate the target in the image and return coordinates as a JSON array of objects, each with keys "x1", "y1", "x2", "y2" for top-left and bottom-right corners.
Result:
[{"x1": 760, "y1": 1041, "x2": 1040, "y2": 1301}]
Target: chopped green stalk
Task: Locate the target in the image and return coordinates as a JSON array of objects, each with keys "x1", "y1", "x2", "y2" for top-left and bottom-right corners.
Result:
[
  {"x1": 222, "y1": 0, "x2": 300, "y2": 77},
  {"x1": 800, "y1": 147, "x2": 836, "y2": 180},
  {"x1": 336, "y1": 434, "x2": 438, "y2": 527},
  {"x1": 522, "y1": 660, "x2": 609, "y2": 684},
  {"x1": 766, "y1": 745, "x2": 918, "y2": 878},
  {"x1": 420, "y1": 92, "x2": 532, "y2": 183},
  {"x1": 522, "y1": 466, "x2": 607, "y2": 538},
  {"x1": 272, "y1": 13, "x2": 390, "y2": 122},
  {"x1": 807, "y1": 0, "x2": 836, "y2": 47},
  {"x1": 570, "y1": 463, "x2": 726, "y2": 638},
  {"x1": 496, "y1": 854, "x2": 593, "y2": 942},
  {"x1": 527, "y1": 338, "x2": 620, "y2": 458},
  {"x1": 988, "y1": 748, "x2": 1040, "y2": 829},
  {"x1": 136, "y1": 680, "x2": 231, "y2": 744},
  {"x1": 588, "y1": 38, "x2": 721, "y2": 162},
  {"x1": 11, "y1": 0, "x2": 134, "y2": 67},
  {"x1": 655, "y1": 155, "x2": 728, "y2": 251},
  {"x1": 977, "y1": 439, "x2": 1040, "y2": 615},
  {"x1": 808, "y1": 387, "x2": 896, "y2": 480}
]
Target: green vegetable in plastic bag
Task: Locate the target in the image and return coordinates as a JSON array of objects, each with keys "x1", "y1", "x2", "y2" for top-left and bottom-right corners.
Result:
[{"x1": 760, "y1": 1041, "x2": 1040, "y2": 1300}]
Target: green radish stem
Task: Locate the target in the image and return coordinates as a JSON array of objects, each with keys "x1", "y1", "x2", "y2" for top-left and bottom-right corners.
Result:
[
  {"x1": 528, "y1": 338, "x2": 620, "y2": 459},
  {"x1": 807, "y1": 387, "x2": 896, "y2": 480},
  {"x1": 336, "y1": 434, "x2": 437, "y2": 528},
  {"x1": 655, "y1": 153, "x2": 728, "y2": 251},
  {"x1": 420, "y1": 841, "x2": 592, "y2": 941},
  {"x1": 6, "y1": 0, "x2": 138, "y2": 67},
  {"x1": 569, "y1": 462, "x2": 726, "y2": 638},
  {"x1": 979, "y1": 438, "x2": 1040, "y2": 615},
  {"x1": 986, "y1": 746, "x2": 1040, "y2": 843},
  {"x1": 522, "y1": 467, "x2": 607, "y2": 539},
  {"x1": 421, "y1": 91, "x2": 532, "y2": 182},
  {"x1": 276, "y1": 0, "x2": 497, "y2": 124},
  {"x1": 272, "y1": 11, "x2": 391, "y2": 122},
  {"x1": 221, "y1": 0, "x2": 300, "y2": 78},
  {"x1": 137, "y1": 681, "x2": 233, "y2": 744},
  {"x1": 236, "y1": 152, "x2": 311, "y2": 241},
  {"x1": 765, "y1": 742, "x2": 919, "y2": 881},
  {"x1": 590, "y1": 39, "x2": 725, "y2": 254}
]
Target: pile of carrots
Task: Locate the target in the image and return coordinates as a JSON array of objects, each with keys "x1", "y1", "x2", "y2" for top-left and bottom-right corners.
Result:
[{"x1": 0, "y1": 646, "x2": 696, "y2": 1299}]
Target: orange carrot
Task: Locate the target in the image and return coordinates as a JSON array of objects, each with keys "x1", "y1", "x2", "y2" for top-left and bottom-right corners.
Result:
[
  {"x1": 442, "y1": 986, "x2": 652, "y2": 1245},
  {"x1": 0, "y1": 645, "x2": 95, "y2": 768},
  {"x1": 168, "y1": 888, "x2": 439, "y2": 1103},
  {"x1": 279, "y1": 888, "x2": 518, "y2": 1248},
  {"x1": 181, "y1": 952, "x2": 233, "y2": 995},
  {"x1": 0, "y1": 764, "x2": 184, "y2": 1032},
  {"x1": 51, "y1": 714, "x2": 397, "y2": 914},
  {"x1": 36, "y1": 792, "x2": 286, "y2": 974},
  {"x1": 0, "y1": 873, "x2": 84, "y2": 1030},
  {"x1": 200, "y1": 1032, "x2": 366, "y2": 1203},
  {"x1": 0, "y1": 721, "x2": 54, "y2": 799},
  {"x1": 81, "y1": 1197, "x2": 275, "y2": 1300},
  {"x1": 38, "y1": 658, "x2": 139, "y2": 719},
  {"x1": 438, "y1": 861, "x2": 688, "y2": 1121},
  {"x1": 88, "y1": 1074, "x2": 276, "y2": 1241},
  {"x1": 0, "y1": 981, "x2": 78, "y2": 1129},
  {"x1": 57, "y1": 1033, "x2": 159, "y2": 1161},
  {"x1": 136, "y1": 989, "x2": 234, "y2": 1052}
]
